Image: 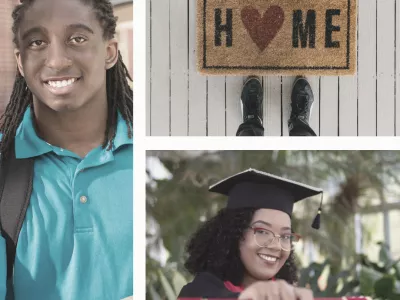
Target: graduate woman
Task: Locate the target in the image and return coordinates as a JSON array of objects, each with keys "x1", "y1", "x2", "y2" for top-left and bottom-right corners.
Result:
[{"x1": 178, "y1": 168, "x2": 324, "y2": 300}]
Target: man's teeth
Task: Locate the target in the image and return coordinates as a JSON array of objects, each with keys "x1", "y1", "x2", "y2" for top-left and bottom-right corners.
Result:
[
  {"x1": 258, "y1": 254, "x2": 278, "y2": 262},
  {"x1": 47, "y1": 78, "x2": 77, "y2": 88}
]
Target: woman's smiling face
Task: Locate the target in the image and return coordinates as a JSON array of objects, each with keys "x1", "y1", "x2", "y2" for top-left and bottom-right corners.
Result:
[
  {"x1": 14, "y1": 0, "x2": 118, "y2": 112},
  {"x1": 239, "y1": 208, "x2": 292, "y2": 285}
]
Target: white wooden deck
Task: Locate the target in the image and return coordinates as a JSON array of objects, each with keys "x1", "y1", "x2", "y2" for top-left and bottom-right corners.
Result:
[{"x1": 147, "y1": 0, "x2": 398, "y2": 136}]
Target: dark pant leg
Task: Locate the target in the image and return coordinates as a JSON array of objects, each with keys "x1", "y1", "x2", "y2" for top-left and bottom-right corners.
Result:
[
  {"x1": 289, "y1": 118, "x2": 317, "y2": 136},
  {"x1": 236, "y1": 120, "x2": 264, "y2": 136}
]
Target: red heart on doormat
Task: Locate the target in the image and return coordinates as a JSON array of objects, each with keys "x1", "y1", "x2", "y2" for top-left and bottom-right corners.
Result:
[{"x1": 241, "y1": 6, "x2": 285, "y2": 51}]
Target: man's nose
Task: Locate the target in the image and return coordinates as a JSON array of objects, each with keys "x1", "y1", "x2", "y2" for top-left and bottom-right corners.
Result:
[{"x1": 45, "y1": 41, "x2": 72, "y2": 71}]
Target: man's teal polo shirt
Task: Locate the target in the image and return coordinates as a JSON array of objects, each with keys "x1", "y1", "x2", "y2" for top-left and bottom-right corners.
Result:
[{"x1": 0, "y1": 107, "x2": 133, "y2": 300}]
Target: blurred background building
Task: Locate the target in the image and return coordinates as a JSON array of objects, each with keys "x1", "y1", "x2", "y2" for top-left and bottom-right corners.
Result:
[
  {"x1": 0, "y1": 0, "x2": 133, "y2": 116},
  {"x1": 0, "y1": 0, "x2": 18, "y2": 116},
  {"x1": 112, "y1": 0, "x2": 133, "y2": 78}
]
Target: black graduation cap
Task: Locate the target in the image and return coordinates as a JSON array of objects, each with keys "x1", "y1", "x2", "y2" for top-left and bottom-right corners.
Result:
[{"x1": 209, "y1": 168, "x2": 324, "y2": 229}]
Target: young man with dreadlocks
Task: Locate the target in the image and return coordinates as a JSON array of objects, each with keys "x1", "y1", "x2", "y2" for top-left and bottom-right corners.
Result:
[{"x1": 0, "y1": 0, "x2": 133, "y2": 299}]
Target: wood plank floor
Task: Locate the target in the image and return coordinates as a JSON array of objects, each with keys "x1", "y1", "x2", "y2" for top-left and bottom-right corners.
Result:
[{"x1": 147, "y1": 0, "x2": 398, "y2": 136}]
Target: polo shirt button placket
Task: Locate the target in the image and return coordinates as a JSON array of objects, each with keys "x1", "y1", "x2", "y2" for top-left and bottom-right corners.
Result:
[{"x1": 75, "y1": 193, "x2": 92, "y2": 230}]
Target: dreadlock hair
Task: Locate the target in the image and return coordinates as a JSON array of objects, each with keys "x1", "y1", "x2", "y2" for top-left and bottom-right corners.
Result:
[
  {"x1": 0, "y1": 0, "x2": 133, "y2": 160},
  {"x1": 184, "y1": 207, "x2": 299, "y2": 286}
]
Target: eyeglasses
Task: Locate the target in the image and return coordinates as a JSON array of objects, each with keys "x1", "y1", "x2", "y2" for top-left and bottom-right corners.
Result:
[{"x1": 249, "y1": 227, "x2": 301, "y2": 252}]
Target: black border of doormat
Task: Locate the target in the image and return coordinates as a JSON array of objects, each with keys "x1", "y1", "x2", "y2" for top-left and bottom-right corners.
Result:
[{"x1": 202, "y1": 0, "x2": 351, "y2": 70}]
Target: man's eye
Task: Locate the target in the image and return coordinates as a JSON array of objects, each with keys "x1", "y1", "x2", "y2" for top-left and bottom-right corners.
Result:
[
  {"x1": 29, "y1": 40, "x2": 44, "y2": 48},
  {"x1": 70, "y1": 37, "x2": 86, "y2": 44}
]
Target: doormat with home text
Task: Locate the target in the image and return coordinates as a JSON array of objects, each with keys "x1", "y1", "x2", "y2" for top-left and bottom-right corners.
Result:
[{"x1": 197, "y1": 0, "x2": 357, "y2": 76}]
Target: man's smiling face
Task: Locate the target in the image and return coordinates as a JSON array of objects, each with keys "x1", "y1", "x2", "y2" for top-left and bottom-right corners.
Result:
[{"x1": 14, "y1": 0, "x2": 118, "y2": 112}]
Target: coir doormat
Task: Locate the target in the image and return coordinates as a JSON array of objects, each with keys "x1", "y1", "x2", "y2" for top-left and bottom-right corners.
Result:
[{"x1": 197, "y1": 0, "x2": 357, "y2": 75}]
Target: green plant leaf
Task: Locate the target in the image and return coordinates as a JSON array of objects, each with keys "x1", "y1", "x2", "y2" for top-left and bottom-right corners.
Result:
[
  {"x1": 387, "y1": 259, "x2": 400, "y2": 269},
  {"x1": 339, "y1": 279, "x2": 360, "y2": 296},
  {"x1": 158, "y1": 269, "x2": 177, "y2": 300},
  {"x1": 370, "y1": 262, "x2": 388, "y2": 273},
  {"x1": 327, "y1": 270, "x2": 351, "y2": 290},
  {"x1": 378, "y1": 242, "x2": 395, "y2": 271},
  {"x1": 359, "y1": 254, "x2": 373, "y2": 268},
  {"x1": 394, "y1": 279, "x2": 400, "y2": 294},
  {"x1": 313, "y1": 260, "x2": 330, "y2": 278},
  {"x1": 172, "y1": 269, "x2": 188, "y2": 295},
  {"x1": 359, "y1": 266, "x2": 381, "y2": 296},
  {"x1": 148, "y1": 284, "x2": 162, "y2": 300},
  {"x1": 389, "y1": 259, "x2": 400, "y2": 280},
  {"x1": 390, "y1": 292, "x2": 400, "y2": 300},
  {"x1": 374, "y1": 275, "x2": 395, "y2": 299}
]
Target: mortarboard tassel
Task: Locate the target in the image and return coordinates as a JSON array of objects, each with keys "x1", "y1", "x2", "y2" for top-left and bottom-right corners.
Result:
[{"x1": 311, "y1": 192, "x2": 323, "y2": 230}]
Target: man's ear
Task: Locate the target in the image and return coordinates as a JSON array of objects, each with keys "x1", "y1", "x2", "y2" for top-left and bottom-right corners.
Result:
[
  {"x1": 14, "y1": 49, "x2": 25, "y2": 77},
  {"x1": 105, "y1": 38, "x2": 119, "y2": 70}
]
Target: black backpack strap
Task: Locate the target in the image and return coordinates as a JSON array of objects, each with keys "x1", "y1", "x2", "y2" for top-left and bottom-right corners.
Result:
[{"x1": 0, "y1": 143, "x2": 34, "y2": 285}]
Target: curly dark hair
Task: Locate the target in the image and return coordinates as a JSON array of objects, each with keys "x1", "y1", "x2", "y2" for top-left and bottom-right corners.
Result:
[
  {"x1": 184, "y1": 207, "x2": 299, "y2": 286},
  {"x1": 0, "y1": 0, "x2": 133, "y2": 160}
]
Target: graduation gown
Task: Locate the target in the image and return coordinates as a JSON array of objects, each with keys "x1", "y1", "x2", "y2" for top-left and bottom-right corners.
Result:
[{"x1": 178, "y1": 272, "x2": 242, "y2": 298}]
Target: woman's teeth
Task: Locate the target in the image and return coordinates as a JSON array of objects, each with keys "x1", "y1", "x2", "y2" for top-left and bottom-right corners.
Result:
[
  {"x1": 47, "y1": 78, "x2": 77, "y2": 88},
  {"x1": 258, "y1": 254, "x2": 278, "y2": 262}
]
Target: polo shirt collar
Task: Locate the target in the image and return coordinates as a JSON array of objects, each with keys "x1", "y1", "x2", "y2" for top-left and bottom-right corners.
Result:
[
  {"x1": 15, "y1": 107, "x2": 133, "y2": 159},
  {"x1": 15, "y1": 107, "x2": 52, "y2": 159}
]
